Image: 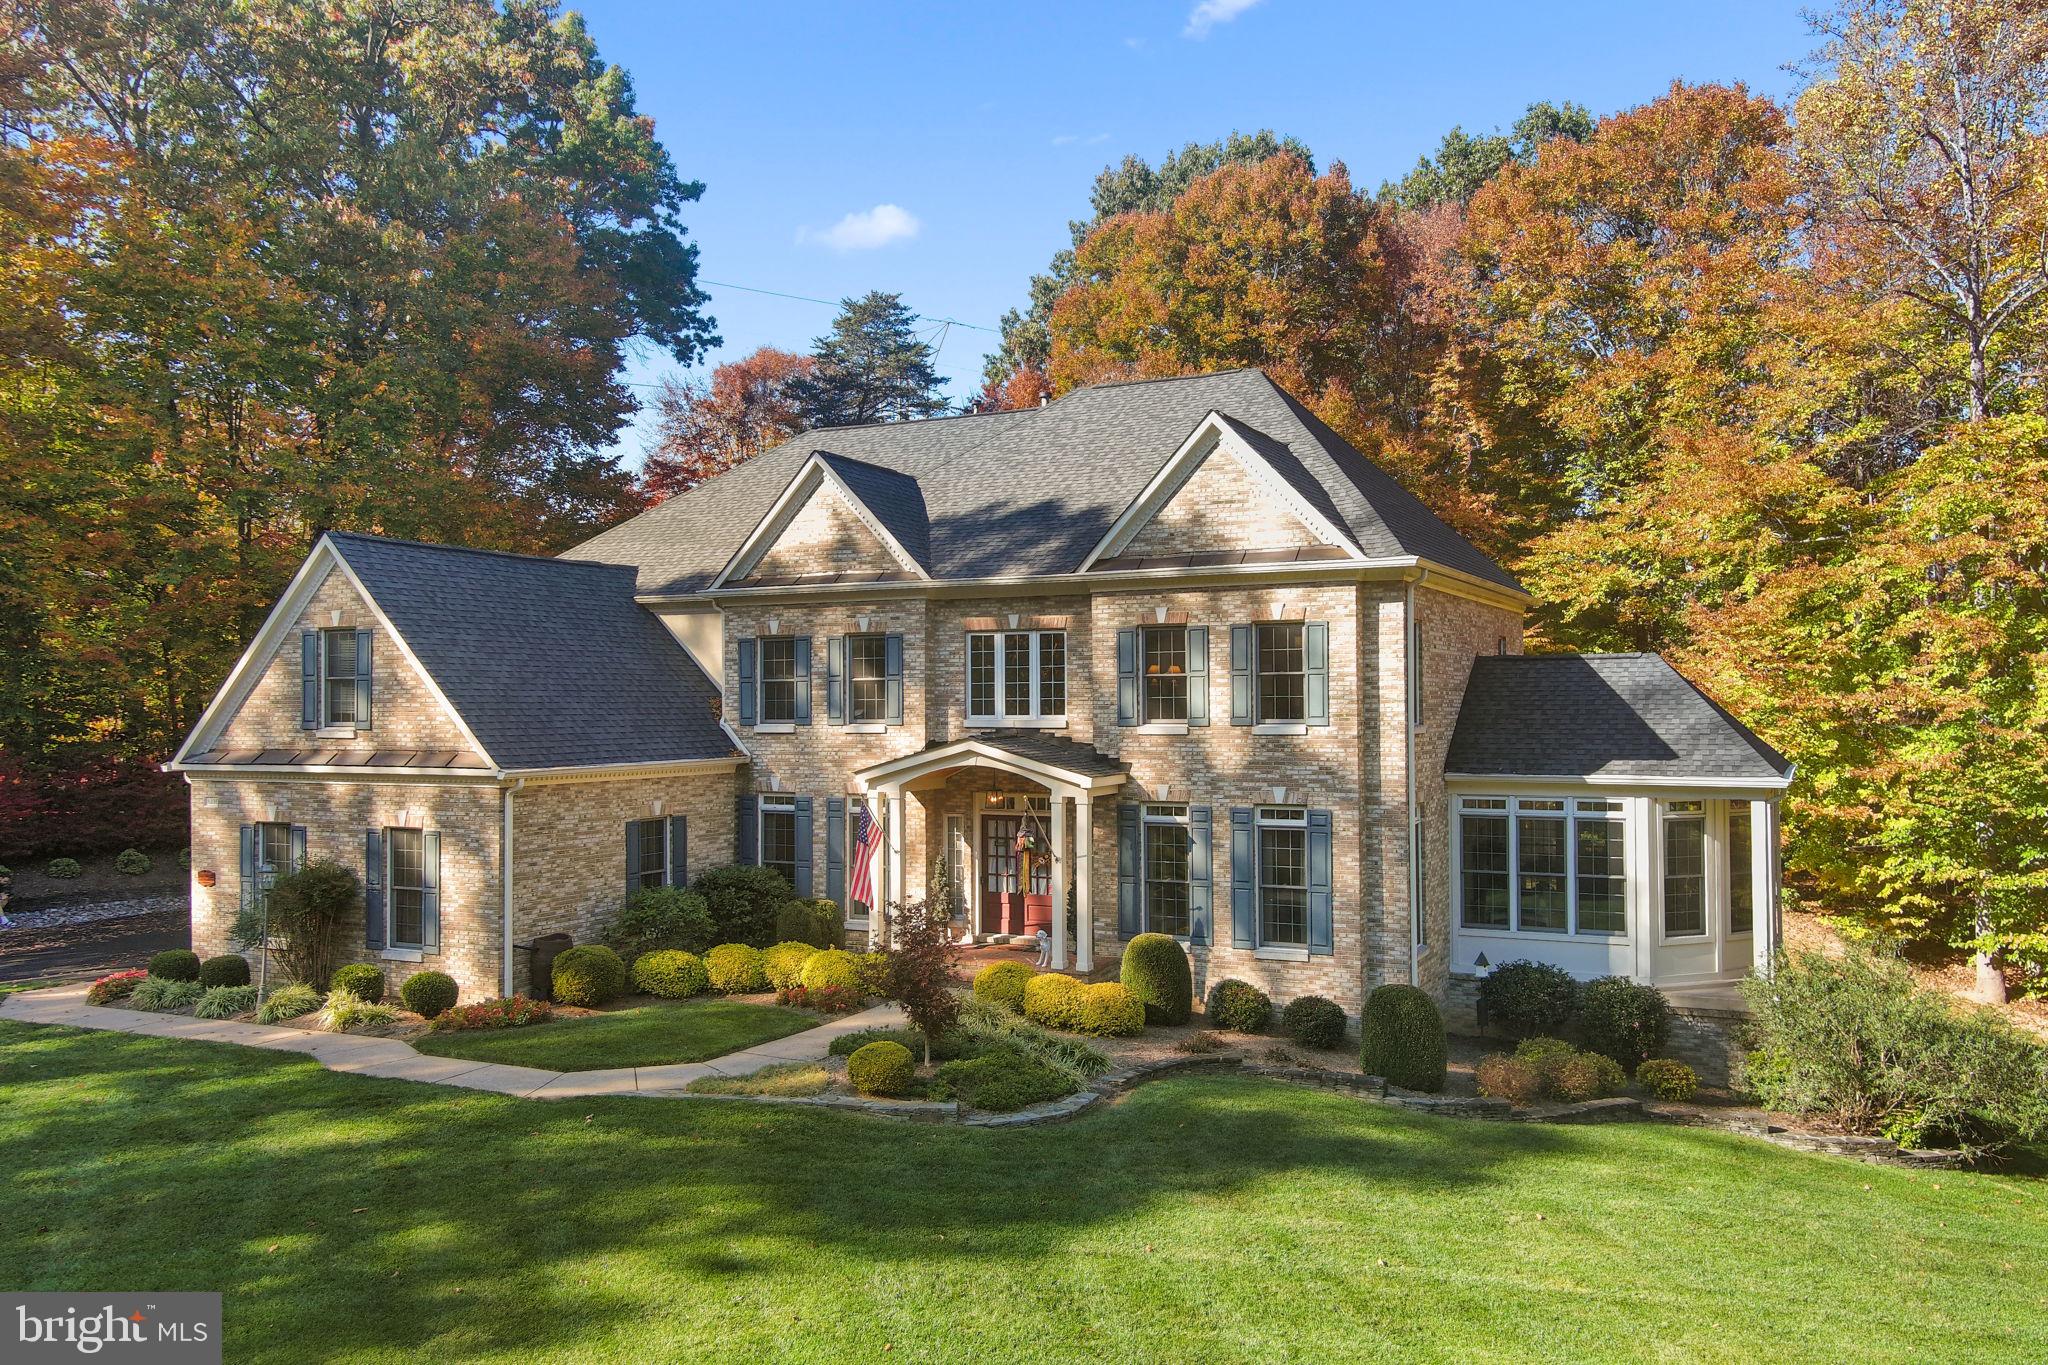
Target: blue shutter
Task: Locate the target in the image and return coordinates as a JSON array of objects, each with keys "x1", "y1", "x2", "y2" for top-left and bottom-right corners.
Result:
[
  {"x1": 792, "y1": 638, "x2": 812, "y2": 724},
  {"x1": 668, "y1": 815, "x2": 688, "y2": 887},
  {"x1": 363, "y1": 828, "x2": 386, "y2": 950},
  {"x1": 737, "y1": 794, "x2": 758, "y2": 865},
  {"x1": 826, "y1": 798, "x2": 846, "y2": 906},
  {"x1": 1188, "y1": 806, "x2": 1213, "y2": 945},
  {"x1": 301, "y1": 632, "x2": 319, "y2": 729},
  {"x1": 1117, "y1": 803, "x2": 1141, "y2": 937},
  {"x1": 1229, "y1": 625, "x2": 1254, "y2": 725},
  {"x1": 289, "y1": 825, "x2": 307, "y2": 873},
  {"x1": 737, "y1": 639, "x2": 757, "y2": 726},
  {"x1": 354, "y1": 629, "x2": 374, "y2": 730},
  {"x1": 826, "y1": 637, "x2": 845, "y2": 723},
  {"x1": 239, "y1": 825, "x2": 256, "y2": 916},
  {"x1": 421, "y1": 830, "x2": 441, "y2": 952},
  {"x1": 884, "y1": 634, "x2": 904, "y2": 724},
  {"x1": 793, "y1": 795, "x2": 814, "y2": 896},
  {"x1": 1229, "y1": 807, "x2": 1255, "y2": 948},
  {"x1": 625, "y1": 819, "x2": 643, "y2": 900},
  {"x1": 1186, "y1": 627, "x2": 1210, "y2": 726},
  {"x1": 1116, "y1": 628, "x2": 1138, "y2": 726},
  {"x1": 1308, "y1": 809, "x2": 1333, "y2": 954},
  {"x1": 1305, "y1": 621, "x2": 1330, "y2": 726}
]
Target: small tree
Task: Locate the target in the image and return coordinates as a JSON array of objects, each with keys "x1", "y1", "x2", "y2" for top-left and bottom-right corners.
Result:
[
  {"x1": 232, "y1": 860, "x2": 357, "y2": 989},
  {"x1": 882, "y1": 900, "x2": 961, "y2": 1065}
]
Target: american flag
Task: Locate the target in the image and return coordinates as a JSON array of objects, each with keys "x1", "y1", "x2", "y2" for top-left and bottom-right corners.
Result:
[{"x1": 849, "y1": 798, "x2": 880, "y2": 911}]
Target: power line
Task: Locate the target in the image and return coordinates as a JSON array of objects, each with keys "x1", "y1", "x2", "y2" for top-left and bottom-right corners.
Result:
[{"x1": 699, "y1": 277, "x2": 999, "y2": 334}]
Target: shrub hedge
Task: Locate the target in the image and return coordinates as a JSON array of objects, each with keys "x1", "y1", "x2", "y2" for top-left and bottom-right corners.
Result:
[
  {"x1": 846, "y1": 1040, "x2": 915, "y2": 1097},
  {"x1": 691, "y1": 865, "x2": 794, "y2": 947},
  {"x1": 972, "y1": 960, "x2": 1034, "y2": 1012},
  {"x1": 197, "y1": 955, "x2": 251, "y2": 989},
  {"x1": 774, "y1": 898, "x2": 845, "y2": 949},
  {"x1": 1636, "y1": 1057, "x2": 1700, "y2": 1102},
  {"x1": 1119, "y1": 933, "x2": 1193, "y2": 1025},
  {"x1": 1022, "y1": 972, "x2": 1085, "y2": 1030},
  {"x1": 1074, "y1": 982, "x2": 1145, "y2": 1037},
  {"x1": 1554, "y1": 1051, "x2": 1628, "y2": 1101},
  {"x1": 604, "y1": 886, "x2": 713, "y2": 963},
  {"x1": 1578, "y1": 976, "x2": 1671, "y2": 1070},
  {"x1": 763, "y1": 941, "x2": 820, "y2": 990},
  {"x1": 1475, "y1": 1054, "x2": 1544, "y2": 1104},
  {"x1": 1205, "y1": 979, "x2": 1272, "y2": 1033},
  {"x1": 631, "y1": 949, "x2": 709, "y2": 999},
  {"x1": 400, "y1": 970, "x2": 459, "y2": 1018},
  {"x1": 1280, "y1": 995, "x2": 1347, "y2": 1050},
  {"x1": 799, "y1": 948, "x2": 865, "y2": 995},
  {"x1": 1359, "y1": 984, "x2": 1446, "y2": 1092},
  {"x1": 1477, "y1": 960, "x2": 1580, "y2": 1038},
  {"x1": 703, "y1": 943, "x2": 767, "y2": 993},
  {"x1": 330, "y1": 963, "x2": 385, "y2": 1004},
  {"x1": 551, "y1": 945, "x2": 627, "y2": 1007},
  {"x1": 147, "y1": 949, "x2": 201, "y2": 982}
]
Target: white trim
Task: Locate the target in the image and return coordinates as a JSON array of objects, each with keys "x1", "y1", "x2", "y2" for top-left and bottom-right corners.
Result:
[
  {"x1": 1078, "y1": 411, "x2": 1367, "y2": 571},
  {"x1": 710, "y1": 453, "x2": 932, "y2": 589},
  {"x1": 854, "y1": 737, "x2": 1127, "y2": 794},
  {"x1": 964, "y1": 627, "x2": 1068, "y2": 726},
  {"x1": 1445, "y1": 770, "x2": 1795, "y2": 794},
  {"x1": 172, "y1": 764, "x2": 501, "y2": 785},
  {"x1": 1136, "y1": 723, "x2": 1189, "y2": 737},
  {"x1": 1252, "y1": 722, "x2": 1308, "y2": 737}
]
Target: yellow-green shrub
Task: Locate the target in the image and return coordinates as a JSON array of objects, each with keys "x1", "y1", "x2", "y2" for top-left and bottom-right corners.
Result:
[
  {"x1": 763, "y1": 941, "x2": 820, "y2": 990},
  {"x1": 846, "y1": 1040, "x2": 914, "y2": 1097},
  {"x1": 1636, "y1": 1057, "x2": 1699, "y2": 1101},
  {"x1": 705, "y1": 943, "x2": 767, "y2": 993},
  {"x1": 631, "y1": 949, "x2": 708, "y2": 999},
  {"x1": 800, "y1": 948, "x2": 865, "y2": 994},
  {"x1": 1075, "y1": 982, "x2": 1144, "y2": 1037},
  {"x1": 1022, "y1": 972, "x2": 1084, "y2": 1030},
  {"x1": 972, "y1": 960, "x2": 1034, "y2": 1011}
]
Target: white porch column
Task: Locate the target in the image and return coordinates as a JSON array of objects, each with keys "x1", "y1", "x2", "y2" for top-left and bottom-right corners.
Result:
[
  {"x1": 883, "y1": 787, "x2": 906, "y2": 951},
  {"x1": 1074, "y1": 793, "x2": 1094, "y2": 973},
  {"x1": 1751, "y1": 798, "x2": 1776, "y2": 978},
  {"x1": 1049, "y1": 787, "x2": 1071, "y2": 971},
  {"x1": 1628, "y1": 795, "x2": 1657, "y2": 983}
]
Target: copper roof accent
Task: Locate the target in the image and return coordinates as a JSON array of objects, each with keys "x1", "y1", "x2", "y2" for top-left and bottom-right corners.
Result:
[
  {"x1": 186, "y1": 748, "x2": 490, "y2": 771},
  {"x1": 1091, "y1": 544, "x2": 1356, "y2": 574}
]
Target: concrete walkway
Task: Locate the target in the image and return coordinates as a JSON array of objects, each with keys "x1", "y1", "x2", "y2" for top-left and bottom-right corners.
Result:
[{"x1": 0, "y1": 982, "x2": 905, "y2": 1100}]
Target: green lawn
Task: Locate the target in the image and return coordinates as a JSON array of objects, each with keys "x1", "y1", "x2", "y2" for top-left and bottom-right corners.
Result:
[
  {"x1": 2, "y1": 1021, "x2": 2044, "y2": 1363},
  {"x1": 408, "y1": 998, "x2": 817, "y2": 1070}
]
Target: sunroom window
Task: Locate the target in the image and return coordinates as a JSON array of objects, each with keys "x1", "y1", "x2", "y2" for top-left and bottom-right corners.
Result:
[
  {"x1": 1662, "y1": 801, "x2": 1706, "y2": 937},
  {"x1": 1728, "y1": 803, "x2": 1754, "y2": 934},
  {"x1": 1457, "y1": 795, "x2": 1630, "y2": 938}
]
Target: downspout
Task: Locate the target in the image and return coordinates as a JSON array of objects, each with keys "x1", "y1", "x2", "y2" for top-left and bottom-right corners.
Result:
[
  {"x1": 1405, "y1": 578, "x2": 1421, "y2": 989},
  {"x1": 501, "y1": 777, "x2": 524, "y2": 997}
]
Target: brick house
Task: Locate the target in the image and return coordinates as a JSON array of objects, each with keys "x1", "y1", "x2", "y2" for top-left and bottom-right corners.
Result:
[{"x1": 172, "y1": 368, "x2": 1792, "y2": 1019}]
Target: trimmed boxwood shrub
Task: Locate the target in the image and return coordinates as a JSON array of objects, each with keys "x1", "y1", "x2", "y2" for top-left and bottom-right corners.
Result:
[
  {"x1": 774, "y1": 898, "x2": 845, "y2": 949},
  {"x1": 147, "y1": 948, "x2": 201, "y2": 982},
  {"x1": 198, "y1": 954, "x2": 251, "y2": 989},
  {"x1": 762, "y1": 941, "x2": 819, "y2": 990},
  {"x1": 552, "y1": 945, "x2": 627, "y2": 1007},
  {"x1": 45, "y1": 856, "x2": 82, "y2": 879},
  {"x1": 1281, "y1": 995, "x2": 1348, "y2": 1050},
  {"x1": 632, "y1": 949, "x2": 709, "y2": 999},
  {"x1": 846, "y1": 1040, "x2": 915, "y2": 1097},
  {"x1": 114, "y1": 848, "x2": 152, "y2": 875},
  {"x1": 1205, "y1": 979, "x2": 1272, "y2": 1033},
  {"x1": 1360, "y1": 984, "x2": 1447, "y2": 1092},
  {"x1": 799, "y1": 948, "x2": 866, "y2": 995},
  {"x1": 1636, "y1": 1057, "x2": 1700, "y2": 1102},
  {"x1": 1119, "y1": 933, "x2": 1193, "y2": 1025},
  {"x1": 1477, "y1": 960, "x2": 1580, "y2": 1039},
  {"x1": 1554, "y1": 1051, "x2": 1628, "y2": 1102},
  {"x1": 691, "y1": 864, "x2": 794, "y2": 947},
  {"x1": 973, "y1": 960, "x2": 1034, "y2": 1012},
  {"x1": 1475, "y1": 1054, "x2": 1544, "y2": 1104},
  {"x1": 695, "y1": 943, "x2": 757, "y2": 993},
  {"x1": 1578, "y1": 976, "x2": 1671, "y2": 1071},
  {"x1": 400, "y1": 970, "x2": 459, "y2": 1018},
  {"x1": 1022, "y1": 972, "x2": 1085, "y2": 1030},
  {"x1": 856, "y1": 950, "x2": 891, "y2": 999},
  {"x1": 1514, "y1": 1036, "x2": 1578, "y2": 1087},
  {"x1": 330, "y1": 963, "x2": 385, "y2": 1004},
  {"x1": 1075, "y1": 982, "x2": 1145, "y2": 1037}
]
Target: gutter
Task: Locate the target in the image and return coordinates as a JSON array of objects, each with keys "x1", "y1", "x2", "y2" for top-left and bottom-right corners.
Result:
[{"x1": 1405, "y1": 578, "x2": 1421, "y2": 990}]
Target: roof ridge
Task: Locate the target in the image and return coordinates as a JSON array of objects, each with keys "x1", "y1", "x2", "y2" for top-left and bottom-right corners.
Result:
[
  {"x1": 1057, "y1": 365, "x2": 1259, "y2": 394},
  {"x1": 329, "y1": 529, "x2": 627, "y2": 573}
]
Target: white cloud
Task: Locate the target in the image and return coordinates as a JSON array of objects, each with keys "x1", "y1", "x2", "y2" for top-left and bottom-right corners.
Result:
[
  {"x1": 796, "y1": 203, "x2": 921, "y2": 251},
  {"x1": 1051, "y1": 132, "x2": 1111, "y2": 147},
  {"x1": 1184, "y1": 0, "x2": 1263, "y2": 39}
]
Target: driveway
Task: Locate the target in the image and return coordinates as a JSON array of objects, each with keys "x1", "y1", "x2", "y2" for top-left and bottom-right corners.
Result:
[{"x1": 0, "y1": 907, "x2": 189, "y2": 982}]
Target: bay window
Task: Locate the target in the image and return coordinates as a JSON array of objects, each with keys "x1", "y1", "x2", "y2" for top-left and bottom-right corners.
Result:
[
  {"x1": 1662, "y1": 801, "x2": 1706, "y2": 937},
  {"x1": 1728, "y1": 802, "x2": 1754, "y2": 934}
]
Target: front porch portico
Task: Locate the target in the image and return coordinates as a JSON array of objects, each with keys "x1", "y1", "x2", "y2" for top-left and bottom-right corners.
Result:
[{"x1": 855, "y1": 733, "x2": 1128, "y2": 972}]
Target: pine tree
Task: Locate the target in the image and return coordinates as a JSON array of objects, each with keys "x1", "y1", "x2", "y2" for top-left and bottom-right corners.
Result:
[{"x1": 790, "y1": 292, "x2": 951, "y2": 427}]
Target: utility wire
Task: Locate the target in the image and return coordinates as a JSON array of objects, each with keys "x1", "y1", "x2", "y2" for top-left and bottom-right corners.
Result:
[{"x1": 700, "y1": 277, "x2": 999, "y2": 333}]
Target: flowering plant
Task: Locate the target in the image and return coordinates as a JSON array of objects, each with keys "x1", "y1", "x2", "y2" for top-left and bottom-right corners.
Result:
[{"x1": 87, "y1": 970, "x2": 149, "y2": 1005}]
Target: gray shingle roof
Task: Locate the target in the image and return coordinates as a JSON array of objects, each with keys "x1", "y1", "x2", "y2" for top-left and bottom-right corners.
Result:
[
  {"x1": 1445, "y1": 654, "x2": 1792, "y2": 783},
  {"x1": 570, "y1": 369, "x2": 1520, "y2": 595},
  {"x1": 817, "y1": 453, "x2": 932, "y2": 572},
  {"x1": 328, "y1": 532, "x2": 741, "y2": 772},
  {"x1": 956, "y1": 730, "x2": 1129, "y2": 778}
]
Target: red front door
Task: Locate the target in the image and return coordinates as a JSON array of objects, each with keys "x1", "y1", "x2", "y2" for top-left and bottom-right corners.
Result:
[{"x1": 980, "y1": 815, "x2": 1052, "y2": 935}]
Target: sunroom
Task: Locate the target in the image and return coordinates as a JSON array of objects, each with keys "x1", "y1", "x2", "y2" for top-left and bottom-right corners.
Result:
[{"x1": 1443, "y1": 654, "x2": 1795, "y2": 995}]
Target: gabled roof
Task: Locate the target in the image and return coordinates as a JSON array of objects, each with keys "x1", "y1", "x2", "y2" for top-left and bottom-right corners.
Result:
[
  {"x1": 715, "y1": 449, "x2": 934, "y2": 588},
  {"x1": 819, "y1": 453, "x2": 931, "y2": 571},
  {"x1": 1446, "y1": 654, "x2": 1793, "y2": 786},
  {"x1": 570, "y1": 369, "x2": 1521, "y2": 596},
  {"x1": 325, "y1": 534, "x2": 742, "y2": 772}
]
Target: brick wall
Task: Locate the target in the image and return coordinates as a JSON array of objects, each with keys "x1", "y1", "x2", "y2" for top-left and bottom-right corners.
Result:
[
  {"x1": 219, "y1": 566, "x2": 470, "y2": 752},
  {"x1": 750, "y1": 481, "x2": 906, "y2": 578},
  {"x1": 1123, "y1": 447, "x2": 1323, "y2": 557}
]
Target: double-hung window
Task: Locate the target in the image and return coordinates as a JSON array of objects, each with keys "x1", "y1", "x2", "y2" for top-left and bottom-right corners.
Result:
[
  {"x1": 253, "y1": 821, "x2": 291, "y2": 914},
  {"x1": 1662, "y1": 801, "x2": 1707, "y2": 937},
  {"x1": 322, "y1": 629, "x2": 361, "y2": 727},
  {"x1": 847, "y1": 635, "x2": 888, "y2": 723},
  {"x1": 387, "y1": 827, "x2": 429, "y2": 950},
  {"x1": 760, "y1": 796, "x2": 799, "y2": 889},
  {"x1": 1256, "y1": 807, "x2": 1309, "y2": 948},
  {"x1": 1255, "y1": 623, "x2": 1305, "y2": 723},
  {"x1": 1727, "y1": 803, "x2": 1754, "y2": 934},
  {"x1": 1458, "y1": 796, "x2": 1630, "y2": 937},
  {"x1": 759, "y1": 638, "x2": 799, "y2": 723},
  {"x1": 1142, "y1": 804, "x2": 1192, "y2": 938},
  {"x1": 966, "y1": 630, "x2": 1065, "y2": 724},
  {"x1": 1142, "y1": 626, "x2": 1188, "y2": 723},
  {"x1": 627, "y1": 818, "x2": 668, "y2": 894}
]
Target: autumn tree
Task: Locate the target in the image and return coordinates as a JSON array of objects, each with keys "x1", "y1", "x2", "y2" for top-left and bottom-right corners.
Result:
[
  {"x1": 1379, "y1": 101, "x2": 1594, "y2": 209},
  {"x1": 788, "y1": 292, "x2": 949, "y2": 427},
  {"x1": 642, "y1": 347, "x2": 813, "y2": 501}
]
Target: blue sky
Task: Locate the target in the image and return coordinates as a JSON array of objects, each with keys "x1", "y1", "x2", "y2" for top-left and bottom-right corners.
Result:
[{"x1": 575, "y1": 0, "x2": 1812, "y2": 465}]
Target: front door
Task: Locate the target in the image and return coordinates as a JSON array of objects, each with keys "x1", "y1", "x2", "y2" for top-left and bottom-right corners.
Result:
[{"x1": 980, "y1": 814, "x2": 1052, "y2": 936}]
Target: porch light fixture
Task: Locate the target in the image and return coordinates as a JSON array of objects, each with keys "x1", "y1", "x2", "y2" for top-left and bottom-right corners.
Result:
[{"x1": 983, "y1": 791, "x2": 1008, "y2": 808}]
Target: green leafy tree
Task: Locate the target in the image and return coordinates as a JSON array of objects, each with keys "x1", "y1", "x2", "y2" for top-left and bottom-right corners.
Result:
[
  {"x1": 1381, "y1": 101, "x2": 1594, "y2": 209},
  {"x1": 789, "y1": 292, "x2": 950, "y2": 427}
]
